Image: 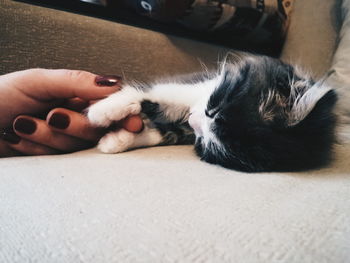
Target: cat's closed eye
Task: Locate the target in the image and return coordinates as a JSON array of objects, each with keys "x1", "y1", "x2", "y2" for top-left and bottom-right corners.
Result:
[{"x1": 205, "y1": 108, "x2": 219, "y2": 118}]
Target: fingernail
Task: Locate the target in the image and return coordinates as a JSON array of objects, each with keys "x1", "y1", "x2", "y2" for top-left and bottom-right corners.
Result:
[
  {"x1": 14, "y1": 118, "x2": 37, "y2": 135},
  {"x1": 95, "y1": 75, "x2": 122, "y2": 87},
  {"x1": 48, "y1": 112, "x2": 70, "y2": 129},
  {"x1": 0, "y1": 129, "x2": 20, "y2": 144}
]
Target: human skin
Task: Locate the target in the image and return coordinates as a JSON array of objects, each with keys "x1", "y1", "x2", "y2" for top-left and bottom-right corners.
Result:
[{"x1": 0, "y1": 68, "x2": 143, "y2": 157}]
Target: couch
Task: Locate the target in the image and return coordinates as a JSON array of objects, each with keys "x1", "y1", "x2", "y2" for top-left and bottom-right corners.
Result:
[{"x1": 1, "y1": 0, "x2": 349, "y2": 262}]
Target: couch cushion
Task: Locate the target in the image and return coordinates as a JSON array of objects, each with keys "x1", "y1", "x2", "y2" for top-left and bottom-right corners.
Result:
[
  {"x1": 0, "y1": 0, "x2": 227, "y2": 80},
  {"x1": 327, "y1": 0, "x2": 350, "y2": 141},
  {"x1": 1, "y1": 145, "x2": 350, "y2": 262},
  {"x1": 280, "y1": 0, "x2": 341, "y2": 78}
]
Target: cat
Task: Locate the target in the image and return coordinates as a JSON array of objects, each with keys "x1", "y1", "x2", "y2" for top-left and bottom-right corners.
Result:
[{"x1": 87, "y1": 54, "x2": 337, "y2": 172}]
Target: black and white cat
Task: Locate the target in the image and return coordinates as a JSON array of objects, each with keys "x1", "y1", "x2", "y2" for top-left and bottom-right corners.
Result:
[{"x1": 87, "y1": 54, "x2": 337, "y2": 172}]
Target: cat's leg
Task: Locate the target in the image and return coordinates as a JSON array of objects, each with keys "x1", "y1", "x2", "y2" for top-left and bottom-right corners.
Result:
[
  {"x1": 87, "y1": 86, "x2": 143, "y2": 127},
  {"x1": 88, "y1": 85, "x2": 163, "y2": 153},
  {"x1": 97, "y1": 126, "x2": 163, "y2": 153},
  {"x1": 88, "y1": 77, "x2": 219, "y2": 127},
  {"x1": 144, "y1": 79, "x2": 219, "y2": 121},
  {"x1": 88, "y1": 76, "x2": 220, "y2": 153}
]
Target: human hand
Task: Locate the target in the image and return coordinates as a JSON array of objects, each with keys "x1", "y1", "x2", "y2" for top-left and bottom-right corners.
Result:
[{"x1": 0, "y1": 69, "x2": 143, "y2": 157}]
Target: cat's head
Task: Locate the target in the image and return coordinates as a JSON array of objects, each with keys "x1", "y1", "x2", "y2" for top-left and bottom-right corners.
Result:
[{"x1": 189, "y1": 55, "x2": 337, "y2": 172}]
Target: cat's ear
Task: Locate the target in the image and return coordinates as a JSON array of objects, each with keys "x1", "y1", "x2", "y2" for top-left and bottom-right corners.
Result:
[{"x1": 287, "y1": 83, "x2": 337, "y2": 127}]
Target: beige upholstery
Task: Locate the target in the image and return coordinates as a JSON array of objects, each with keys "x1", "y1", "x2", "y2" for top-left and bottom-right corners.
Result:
[
  {"x1": 1, "y1": 0, "x2": 349, "y2": 262},
  {"x1": 280, "y1": 0, "x2": 341, "y2": 78}
]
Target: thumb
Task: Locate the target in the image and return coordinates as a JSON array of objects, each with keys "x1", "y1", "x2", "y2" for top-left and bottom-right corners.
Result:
[{"x1": 12, "y1": 68, "x2": 122, "y2": 101}]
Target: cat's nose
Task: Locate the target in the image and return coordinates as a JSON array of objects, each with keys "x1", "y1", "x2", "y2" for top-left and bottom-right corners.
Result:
[{"x1": 189, "y1": 112, "x2": 203, "y2": 136}]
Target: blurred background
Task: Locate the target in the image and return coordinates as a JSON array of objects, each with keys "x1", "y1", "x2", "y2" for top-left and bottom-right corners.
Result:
[{"x1": 14, "y1": 0, "x2": 294, "y2": 56}]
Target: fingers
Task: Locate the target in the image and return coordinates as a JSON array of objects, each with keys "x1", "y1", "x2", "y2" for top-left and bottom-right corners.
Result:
[
  {"x1": 6, "y1": 138, "x2": 60, "y2": 156},
  {"x1": 47, "y1": 108, "x2": 103, "y2": 142},
  {"x1": 63, "y1": 98, "x2": 90, "y2": 112},
  {"x1": 1, "y1": 110, "x2": 98, "y2": 156},
  {"x1": 122, "y1": 115, "x2": 144, "y2": 133},
  {"x1": 13, "y1": 116, "x2": 92, "y2": 152},
  {"x1": 0, "y1": 129, "x2": 59, "y2": 156},
  {"x1": 9, "y1": 69, "x2": 122, "y2": 101},
  {"x1": 1, "y1": 110, "x2": 144, "y2": 157},
  {"x1": 47, "y1": 108, "x2": 144, "y2": 138},
  {"x1": 0, "y1": 138, "x2": 22, "y2": 157}
]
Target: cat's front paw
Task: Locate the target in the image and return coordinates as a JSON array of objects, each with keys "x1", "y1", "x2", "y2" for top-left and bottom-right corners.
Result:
[
  {"x1": 87, "y1": 88, "x2": 142, "y2": 127},
  {"x1": 97, "y1": 129, "x2": 136, "y2": 153}
]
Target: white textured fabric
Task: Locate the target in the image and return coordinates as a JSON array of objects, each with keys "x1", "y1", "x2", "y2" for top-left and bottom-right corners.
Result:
[{"x1": 1, "y1": 145, "x2": 350, "y2": 263}]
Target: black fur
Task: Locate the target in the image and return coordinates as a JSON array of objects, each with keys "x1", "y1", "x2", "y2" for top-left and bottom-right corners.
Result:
[
  {"x1": 141, "y1": 100, "x2": 195, "y2": 145},
  {"x1": 139, "y1": 56, "x2": 337, "y2": 172},
  {"x1": 196, "y1": 57, "x2": 337, "y2": 172}
]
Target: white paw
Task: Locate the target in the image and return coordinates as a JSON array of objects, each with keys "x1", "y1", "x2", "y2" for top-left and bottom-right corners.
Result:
[
  {"x1": 87, "y1": 87, "x2": 142, "y2": 127},
  {"x1": 98, "y1": 129, "x2": 136, "y2": 153}
]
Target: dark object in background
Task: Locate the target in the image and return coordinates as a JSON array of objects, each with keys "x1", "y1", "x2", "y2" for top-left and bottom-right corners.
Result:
[
  {"x1": 16, "y1": 0, "x2": 293, "y2": 56},
  {"x1": 117, "y1": 0, "x2": 192, "y2": 21},
  {"x1": 116, "y1": 0, "x2": 294, "y2": 53}
]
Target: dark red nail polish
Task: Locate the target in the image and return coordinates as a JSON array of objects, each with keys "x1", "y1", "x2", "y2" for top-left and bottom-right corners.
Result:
[
  {"x1": 48, "y1": 112, "x2": 70, "y2": 129},
  {"x1": 0, "y1": 129, "x2": 20, "y2": 144},
  {"x1": 14, "y1": 118, "x2": 36, "y2": 135},
  {"x1": 95, "y1": 75, "x2": 122, "y2": 86}
]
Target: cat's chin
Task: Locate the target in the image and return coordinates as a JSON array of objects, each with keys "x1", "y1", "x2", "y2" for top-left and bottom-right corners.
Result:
[{"x1": 188, "y1": 112, "x2": 203, "y2": 136}]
